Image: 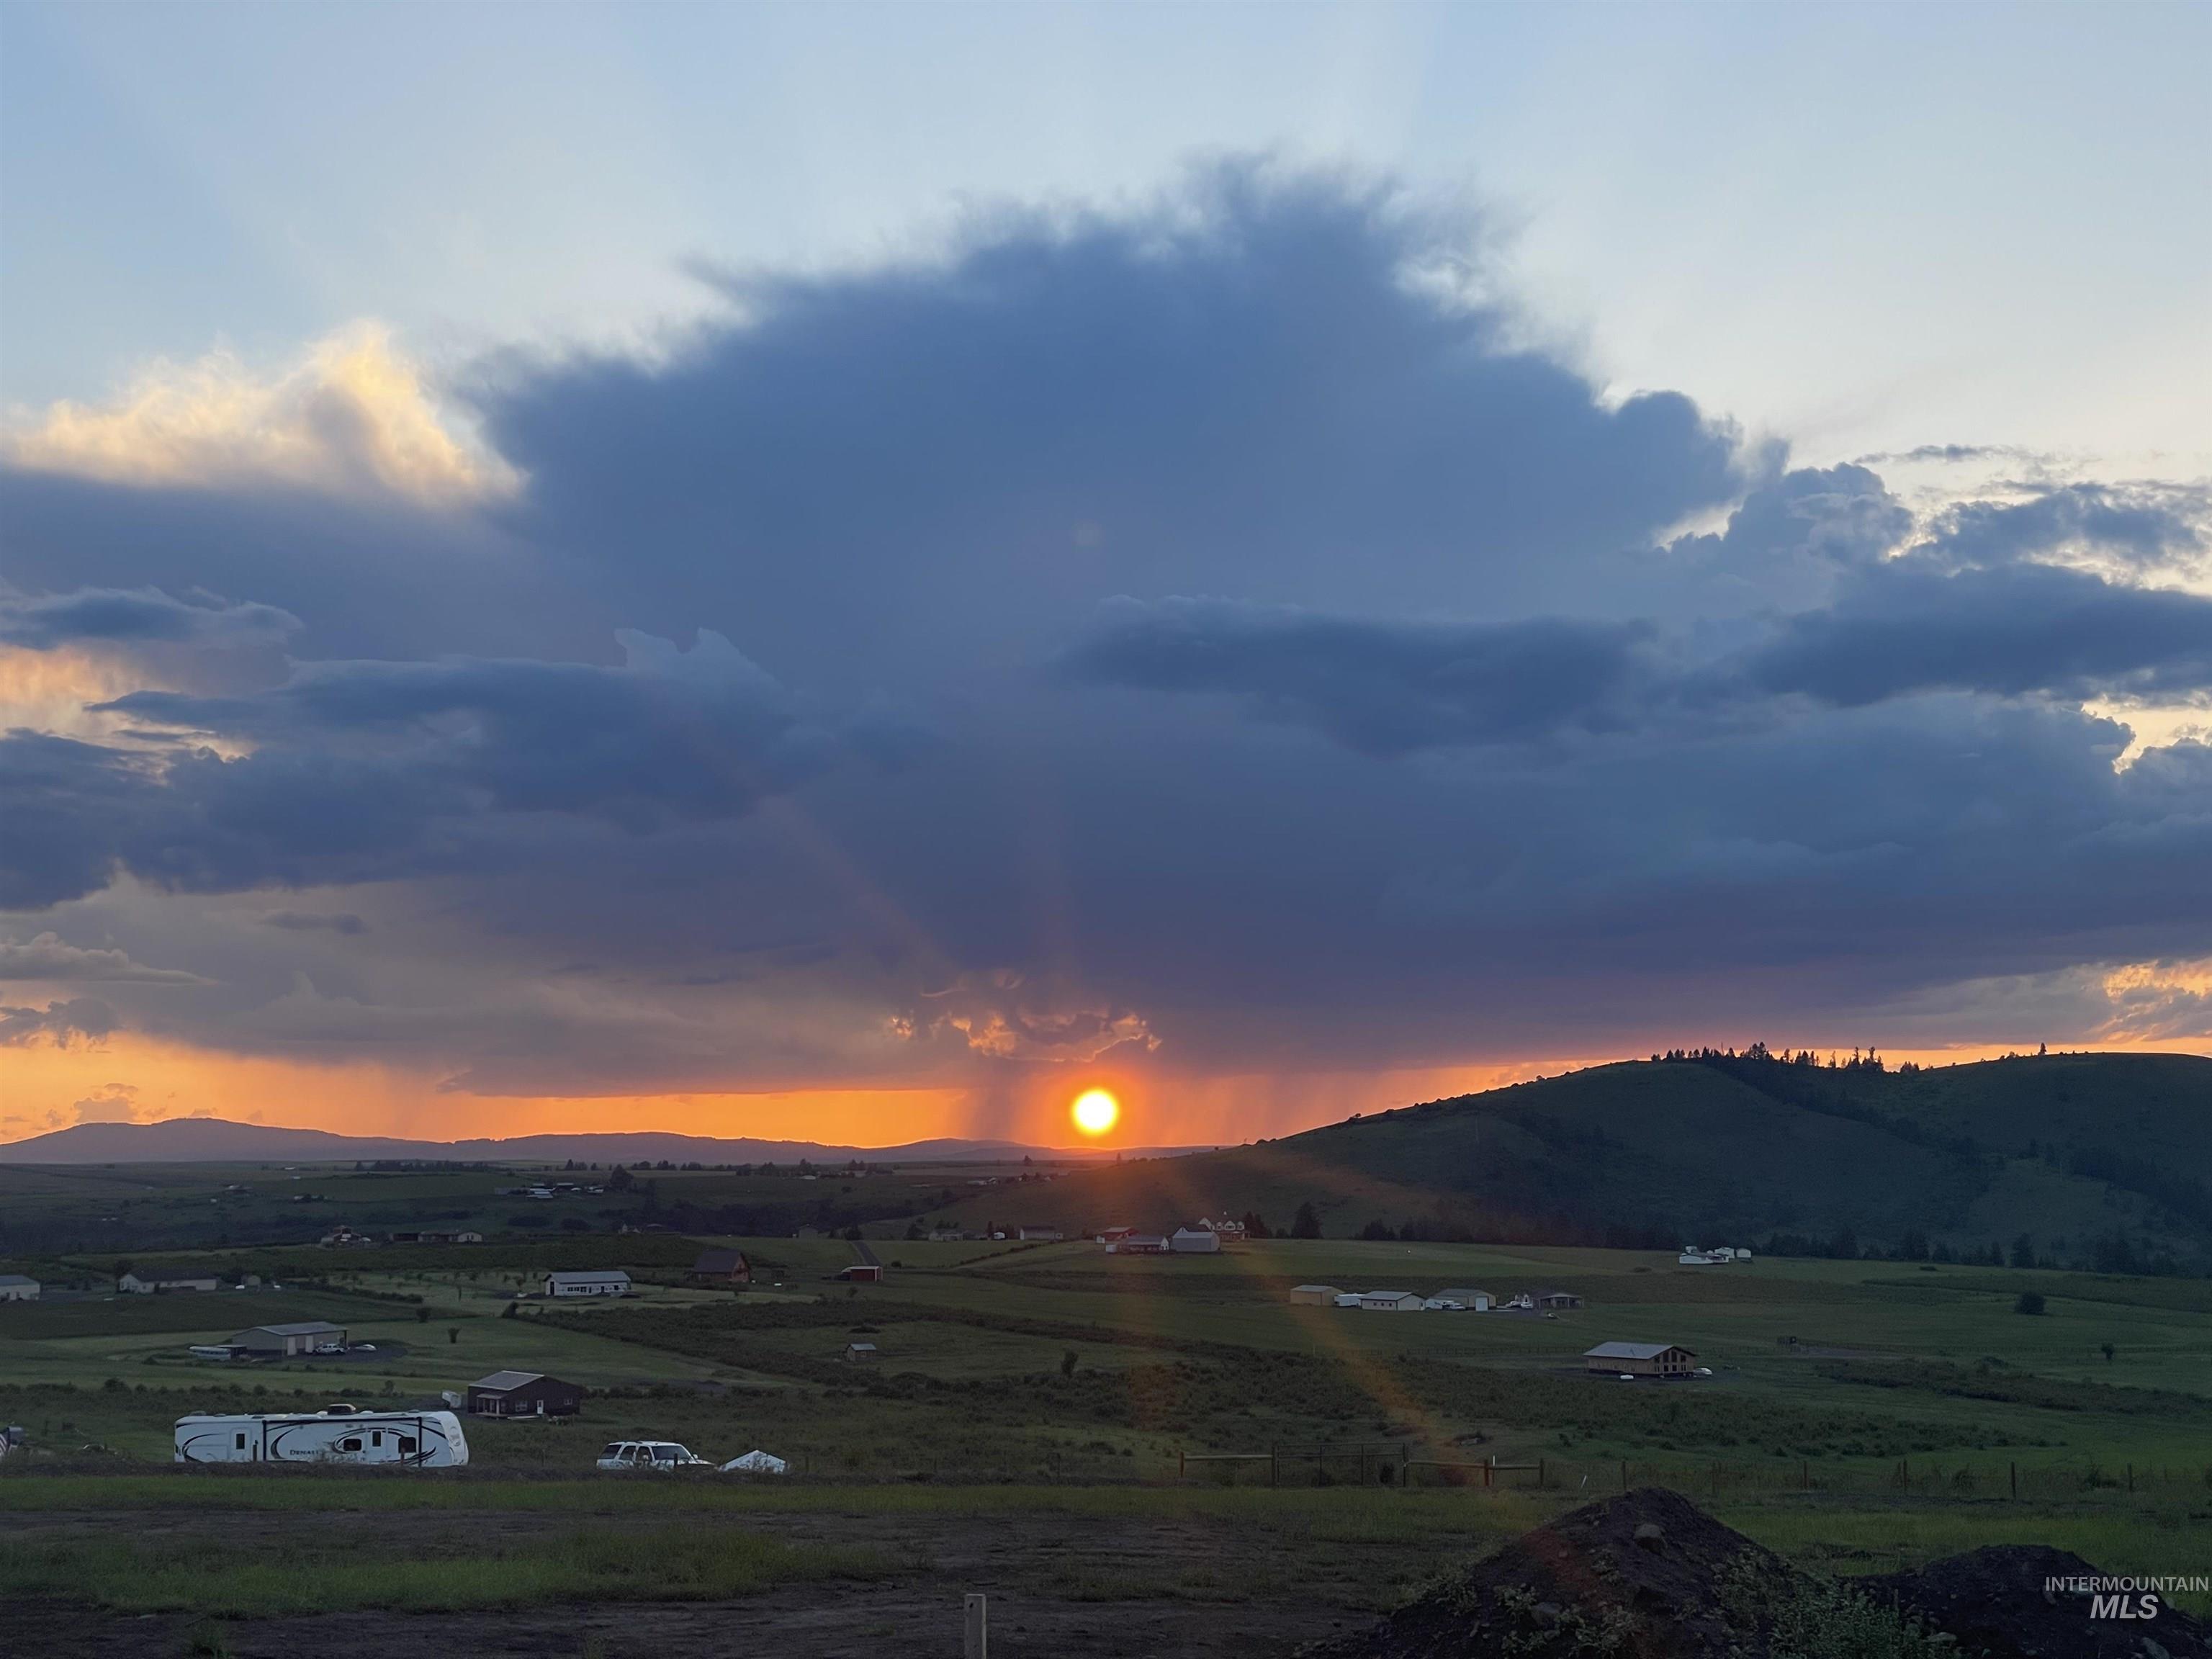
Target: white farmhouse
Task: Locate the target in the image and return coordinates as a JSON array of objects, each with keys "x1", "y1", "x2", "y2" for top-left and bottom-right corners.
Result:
[{"x1": 544, "y1": 1270, "x2": 631, "y2": 1298}]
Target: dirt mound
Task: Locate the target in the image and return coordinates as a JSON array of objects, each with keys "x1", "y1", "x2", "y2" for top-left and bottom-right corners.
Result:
[
  {"x1": 1867, "y1": 1545, "x2": 2212, "y2": 1659},
  {"x1": 1298, "y1": 1486, "x2": 1804, "y2": 1658}
]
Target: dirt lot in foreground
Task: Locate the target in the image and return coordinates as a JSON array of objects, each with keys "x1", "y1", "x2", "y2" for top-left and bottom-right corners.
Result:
[{"x1": 9, "y1": 1507, "x2": 1425, "y2": 1658}]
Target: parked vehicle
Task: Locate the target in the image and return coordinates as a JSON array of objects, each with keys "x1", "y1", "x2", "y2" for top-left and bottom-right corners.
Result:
[
  {"x1": 596, "y1": 1439, "x2": 709, "y2": 1470},
  {"x1": 175, "y1": 1404, "x2": 469, "y2": 1465}
]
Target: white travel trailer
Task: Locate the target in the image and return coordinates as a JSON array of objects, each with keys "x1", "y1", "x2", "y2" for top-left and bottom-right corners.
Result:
[{"x1": 174, "y1": 1403, "x2": 469, "y2": 1467}]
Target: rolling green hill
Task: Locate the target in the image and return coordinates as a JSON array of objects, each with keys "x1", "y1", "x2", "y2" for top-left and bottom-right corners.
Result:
[{"x1": 948, "y1": 1053, "x2": 2212, "y2": 1271}]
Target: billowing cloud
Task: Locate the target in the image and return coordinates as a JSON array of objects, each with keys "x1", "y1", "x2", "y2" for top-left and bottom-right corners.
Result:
[
  {"x1": 472, "y1": 163, "x2": 1747, "y2": 687},
  {"x1": 3, "y1": 325, "x2": 516, "y2": 505},
  {"x1": 0, "y1": 932, "x2": 209, "y2": 984},
  {"x1": 1918, "y1": 480, "x2": 2212, "y2": 580},
  {"x1": 0, "y1": 165, "x2": 2206, "y2": 1109},
  {"x1": 902, "y1": 971, "x2": 1159, "y2": 1064},
  {"x1": 63, "y1": 1083, "x2": 144, "y2": 1125}
]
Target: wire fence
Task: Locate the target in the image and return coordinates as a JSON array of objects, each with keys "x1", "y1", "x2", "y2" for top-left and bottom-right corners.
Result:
[{"x1": 1173, "y1": 1445, "x2": 2212, "y2": 1499}]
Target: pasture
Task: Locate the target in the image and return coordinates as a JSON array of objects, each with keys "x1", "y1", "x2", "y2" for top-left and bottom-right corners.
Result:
[{"x1": 4, "y1": 1177, "x2": 2210, "y2": 1653}]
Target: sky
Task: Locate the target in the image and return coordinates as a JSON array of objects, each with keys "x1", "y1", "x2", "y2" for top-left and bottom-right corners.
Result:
[{"x1": 1, "y1": 2, "x2": 2209, "y2": 1149}]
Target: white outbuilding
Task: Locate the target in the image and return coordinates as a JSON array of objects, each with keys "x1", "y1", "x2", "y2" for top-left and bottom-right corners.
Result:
[
  {"x1": 0, "y1": 1275, "x2": 40, "y2": 1303},
  {"x1": 1289, "y1": 1284, "x2": 1341, "y2": 1306},
  {"x1": 544, "y1": 1270, "x2": 631, "y2": 1298},
  {"x1": 1169, "y1": 1228, "x2": 1220, "y2": 1254}
]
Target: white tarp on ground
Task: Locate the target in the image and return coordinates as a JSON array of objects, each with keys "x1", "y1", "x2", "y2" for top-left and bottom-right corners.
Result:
[{"x1": 721, "y1": 1449, "x2": 789, "y2": 1474}]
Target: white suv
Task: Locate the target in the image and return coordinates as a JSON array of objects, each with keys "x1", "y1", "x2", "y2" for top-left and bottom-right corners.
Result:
[{"x1": 596, "y1": 1439, "x2": 709, "y2": 1470}]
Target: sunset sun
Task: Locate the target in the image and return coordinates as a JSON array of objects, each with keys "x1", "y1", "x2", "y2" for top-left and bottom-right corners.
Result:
[{"x1": 1070, "y1": 1088, "x2": 1120, "y2": 1137}]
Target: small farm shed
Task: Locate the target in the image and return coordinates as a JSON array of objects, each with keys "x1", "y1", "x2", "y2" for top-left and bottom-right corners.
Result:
[
  {"x1": 1169, "y1": 1228, "x2": 1220, "y2": 1254},
  {"x1": 1533, "y1": 1290, "x2": 1585, "y2": 1310},
  {"x1": 1585, "y1": 1341, "x2": 1697, "y2": 1377},
  {"x1": 1017, "y1": 1226, "x2": 1064, "y2": 1241},
  {"x1": 836, "y1": 1263, "x2": 883, "y2": 1282},
  {"x1": 230, "y1": 1321, "x2": 346, "y2": 1357},
  {"x1": 1112, "y1": 1235, "x2": 1167, "y2": 1254},
  {"x1": 544, "y1": 1271, "x2": 630, "y2": 1298},
  {"x1": 467, "y1": 1370, "x2": 583, "y2": 1418},
  {"x1": 844, "y1": 1341, "x2": 878, "y2": 1362},
  {"x1": 688, "y1": 1249, "x2": 751, "y2": 1284},
  {"x1": 1288, "y1": 1284, "x2": 1341, "y2": 1306},
  {"x1": 1358, "y1": 1290, "x2": 1425, "y2": 1312},
  {"x1": 0, "y1": 1275, "x2": 40, "y2": 1303}
]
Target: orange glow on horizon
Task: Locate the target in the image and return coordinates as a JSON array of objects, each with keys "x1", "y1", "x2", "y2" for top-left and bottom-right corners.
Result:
[{"x1": 1, "y1": 1030, "x2": 2204, "y2": 1154}]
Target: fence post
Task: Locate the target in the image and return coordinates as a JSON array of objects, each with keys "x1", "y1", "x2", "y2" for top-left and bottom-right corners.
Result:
[
  {"x1": 1178, "y1": 1449, "x2": 1184, "y2": 1482},
  {"x1": 1538, "y1": 1457, "x2": 1545, "y2": 1490},
  {"x1": 963, "y1": 1593, "x2": 988, "y2": 1659},
  {"x1": 1270, "y1": 1445, "x2": 1278, "y2": 1488},
  {"x1": 1620, "y1": 1460, "x2": 1628, "y2": 1492},
  {"x1": 2010, "y1": 1462, "x2": 2017, "y2": 1500}
]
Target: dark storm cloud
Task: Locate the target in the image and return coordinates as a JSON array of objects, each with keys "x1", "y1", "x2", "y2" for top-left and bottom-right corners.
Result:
[
  {"x1": 1746, "y1": 561, "x2": 2212, "y2": 706},
  {"x1": 1066, "y1": 556, "x2": 2212, "y2": 755},
  {"x1": 3, "y1": 630, "x2": 866, "y2": 908},
  {"x1": 0, "y1": 469, "x2": 592, "y2": 662},
  {"x1": 4, "y1": 165, "x2": 2210, "y2": 1085},
  {"x1": 0, "y1": 585, "x2": 299, "y2": 650},
  {"x1": 258, "y1": 910, "x2": 367, "y2": 935},
  {"x1": 470, "y1": 166, "x2": 1746, "y2": 683},
  {"x1": 101, "y1": 629, "x2": 828, "y2": 822},
  {"x1": 1065, "y1": 596, "x2": 1671, "y2": 752}
]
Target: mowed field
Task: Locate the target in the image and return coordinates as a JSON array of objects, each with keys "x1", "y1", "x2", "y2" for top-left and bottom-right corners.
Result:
[{"x1": 5, "y1": 1190, "x2": 2211, "y2": 1653}]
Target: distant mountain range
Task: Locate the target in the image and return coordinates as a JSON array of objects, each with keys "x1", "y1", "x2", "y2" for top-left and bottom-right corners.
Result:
[
  {"x1": 0, "y1": 1116, "x2": 1181, "y2": 1166},
  {"x1": 948, "y1": 1052, "x2": 2212, "y2": 1272}
]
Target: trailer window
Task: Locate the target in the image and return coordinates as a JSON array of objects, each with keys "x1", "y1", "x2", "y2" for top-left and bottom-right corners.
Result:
[
  {"x1": 372, "y1": 1431, "x2": 383, "y2": 1447},
  {"x1": 235, "y1": 1433, "x2": 246, "y2": 1450},
  {"x1": 399, "y1": 1437, "x2": 417, "y2": 1456},
  {"x1": 341, "y1": 1437, "x2": 362, "y2": 1452}
]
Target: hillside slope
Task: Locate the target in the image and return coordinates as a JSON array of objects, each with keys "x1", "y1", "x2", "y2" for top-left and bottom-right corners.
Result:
[{"x1": 953, "y1": 1053, "x2": 2212, "y2": 1270}]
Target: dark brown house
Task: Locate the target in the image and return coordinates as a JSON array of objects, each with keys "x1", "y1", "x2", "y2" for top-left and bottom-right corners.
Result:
[
  {"x1": 466, "y1": 1370, "x2": 585, "y2": 1418},
  {"x1": 688, "y1": 1248, "x2": 752, "y2": 1285}
]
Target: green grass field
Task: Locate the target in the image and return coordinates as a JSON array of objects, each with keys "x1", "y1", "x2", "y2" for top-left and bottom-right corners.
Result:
[{"x1": 4, "y1": 1164, "x2": 2209, "y2": 1640}]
